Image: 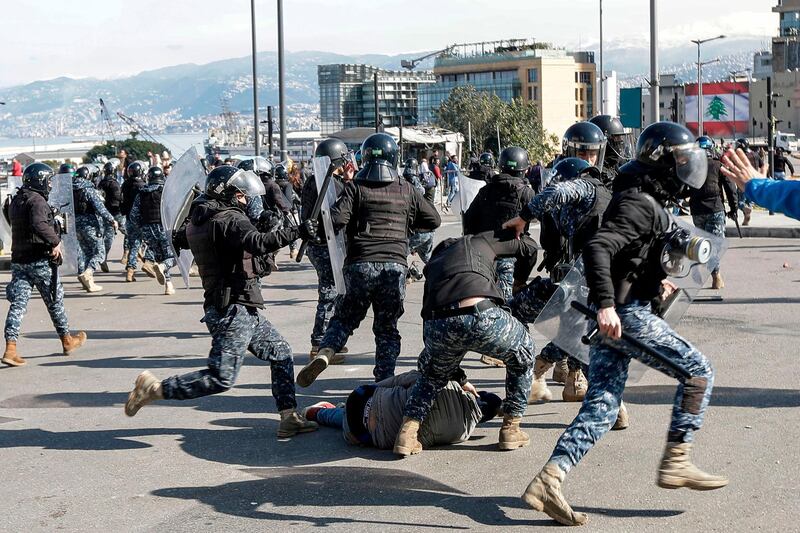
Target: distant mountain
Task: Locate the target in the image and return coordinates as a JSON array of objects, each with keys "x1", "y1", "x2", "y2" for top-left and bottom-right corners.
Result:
[{"x1": 0, "y1": 38, "x2": 767, "y2": 138}]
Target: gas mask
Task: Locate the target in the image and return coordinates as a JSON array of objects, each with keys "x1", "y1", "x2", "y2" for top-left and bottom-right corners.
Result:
[{"x1": 660, "y1": 225, "x2": 712, "y2": 277}]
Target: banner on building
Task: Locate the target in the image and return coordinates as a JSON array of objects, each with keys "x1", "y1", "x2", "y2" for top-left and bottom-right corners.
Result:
[
  {"x1": 620, "y1": 87, "x2": 643, "y2": 129},
  {"x1": 685, "y1": 82, "x2": 749, "y2": 137}
]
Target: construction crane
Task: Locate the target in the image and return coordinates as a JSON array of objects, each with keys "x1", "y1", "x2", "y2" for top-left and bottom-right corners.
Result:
[
  {"x1": 401, "y1": 46, "x2": 454, "y2": 70},
  {"x1": 98, "y1": 98, "x2": 116, "y2": 141},
  {"x1": 116, "y1": 111, "x2": 159, "y2": 144}
]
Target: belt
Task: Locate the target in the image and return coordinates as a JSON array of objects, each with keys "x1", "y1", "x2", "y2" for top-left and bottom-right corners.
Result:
[{"x1": 424, "y1": 299, "x2": 497, "y2": 320}]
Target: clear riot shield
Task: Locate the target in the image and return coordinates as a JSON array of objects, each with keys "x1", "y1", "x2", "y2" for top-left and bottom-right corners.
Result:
[
  {"x1": 49, "y1": 173, "x2": 79, "y2": 275},
  {"x1": 0, "y1": 176, "x2": 22, "y2": 252},
  {"x1": 534, "y1": 214, "x2": 727, "y2": 381},
  {"x1": 452, "y1": 171, "x2": 485, "y2": 220},
  {"x1": 161, "y1": 147, "x2": 205, "y2": 289},
  {"x1": 312, "y1": 155, "x2": 347, "y2": 295}
]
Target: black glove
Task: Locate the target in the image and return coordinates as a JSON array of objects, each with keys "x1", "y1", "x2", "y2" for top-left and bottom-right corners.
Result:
[
  {"x1": 299, "y1": 219, "x2": 320, "y2": 243},
  {"x1": 727, "y1": 209, "x2": 738, "y2": 220}
]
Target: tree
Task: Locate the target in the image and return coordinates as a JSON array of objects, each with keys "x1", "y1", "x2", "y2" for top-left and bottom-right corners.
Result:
[
  {"x1": 706, "y1": 96, "x2": 728, "y2": 121},
  {"x1": 84, "y1": 138, "x2": 168, "y2": 163},
  {"x1": 433, "y1": 85, "x2": 559, "y2": 164}
]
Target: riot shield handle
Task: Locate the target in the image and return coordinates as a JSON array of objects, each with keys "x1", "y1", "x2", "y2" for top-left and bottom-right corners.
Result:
[
  {"x1": 570, "y1": 301, "x2": 692, "y2": 380},
  {"x1": 296, "y1": 161, "x2": 337, "y2": 263}
]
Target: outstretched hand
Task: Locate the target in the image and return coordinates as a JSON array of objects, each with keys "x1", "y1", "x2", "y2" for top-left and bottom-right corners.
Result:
[{"x1": 721, "y1": 148, "x2": 768, "y2": 191}]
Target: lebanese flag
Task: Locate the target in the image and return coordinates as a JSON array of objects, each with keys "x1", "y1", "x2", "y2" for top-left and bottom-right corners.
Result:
[{"x1": 685, "y1": 81, "x2": 749, "y2": 137}]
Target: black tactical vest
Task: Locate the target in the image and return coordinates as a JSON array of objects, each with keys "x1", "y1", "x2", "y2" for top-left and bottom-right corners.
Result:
[
  {"x1": 354, "y1": 179, "x2": 414, "y2": 242},
  {"x1": 73, "y1": 188, "x2": 92, "y2": 216},
  {"x1": 424, "y1": 235, "x2": 497, "y2": 286},
  {"x1": 139, "y1": 188, "x2": 162, "y2": 225},
  {"x1": 466, "y1": 174, "x2": 528, "y2": 234}
]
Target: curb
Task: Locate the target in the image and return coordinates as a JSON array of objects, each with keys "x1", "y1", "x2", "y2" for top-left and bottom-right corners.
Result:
[{"x1": 726, "y1": 226, "x2": 800, "y2": 239}]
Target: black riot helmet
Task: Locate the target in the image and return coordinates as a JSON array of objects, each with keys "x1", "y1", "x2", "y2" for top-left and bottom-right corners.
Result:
[
  {"x1": 735, "y1": 138, "x2": 749, "y2": 151},
  {"x1": 22, "y1": 163, "x2": 54, "y2": 197},
  {"x1": 126, "y1": 161, "x2": 145, "y2": 179},
  {"x1": 550, "y1": 157, "x2": 591, "y2": 184},
  {"x1": 402, "y1": 158, "x2": 419, "y2": 180},
  {"x1": 356, "y1": 133, "x2": 399, "y2": 182},
  {"x1": 237, "y1": 156, "x2": 273, "y2": 179},
  {"x1": 314, "y1": 138, "x2": 349, "y2": 166},
  {"x1": 58, "y1": 163, "x2": 74, "y2": 174},
  {"x1": 498, "y1": 146, "x2": 530, "y2": 176},
  {"x1": 590, "y1": 114, "x2": 631, "y2": 167},
  {"x1": 563, "y1": 121, "x2": 607, "y2": 172},
  {"x1": 274, "y1": 164, "x2": 289, "y2": 182},
  {"x1": 74, "y1": 166, "x2": 91, "y2": 181},
  {"x1": 103, "y1": 161, "x2": 116, "y2": 177},
  {"x1": 634, "y1": 121, "x2": 708, "y2": 194},
  {"x1": 479, "y1": 152, "x2": 495, "y2": 168},
  {"x1": 147, "y1": 166, "x2": 165, "y2": 185},
  {"x1": 205, "y1": 165, "x2": 266, "y2": 206}
]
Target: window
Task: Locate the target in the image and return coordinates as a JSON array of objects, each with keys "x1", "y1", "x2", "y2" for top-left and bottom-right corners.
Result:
[
  {"x1": 527, "y1": 68, "x2": 538, "y2": 83},
  {"x1": 790, "y1": 121, "x2": 793, "y2": 129},
  {"x1": 528, "y1": 86, "x2": 533, "y2": 100},
  {"x1": 579, "y1": 72, "x2": 592, "y2": 84},
  {"x1": 532, "y1": 86, "x2": 538, "y2": 100},
  {"x1": 576, "y1": 105, "x2": 580, "y2": 116},
  {"x1": 789, "y1": 100, "x2": 792, "y2": 108},
  {"x1": 759, "y1": 101, "x2": 763, "y2": 109},
  {"x1": 575, "y1": 88, "x2": 580, "y2": 100},
  {"x1": 494, "y1": 70, "x2": 517, "y2": 81}
]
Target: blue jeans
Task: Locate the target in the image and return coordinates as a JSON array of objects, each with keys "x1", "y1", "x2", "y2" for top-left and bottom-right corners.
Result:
[
  {"x1": 316, "y1": 407, "x2": 345, "y2": 428},
  {"x1": 774, "y1": 171, "x2": 786, "y2": 181},
  {"x1": 446, "y1": 181, "x2": 458, "y2": 206}
]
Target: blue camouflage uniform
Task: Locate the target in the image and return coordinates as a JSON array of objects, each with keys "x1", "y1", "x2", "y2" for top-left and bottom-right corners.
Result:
[
  {"x1": 73, "y1": 178, "x2": 116, "y2": 273},
  {"x1": 129, "y1": 184, "x2": 176, "y2": 280},
  {"x1": 406, "y1": 174, "x2": 435, "y2": 270},
  {"x1": 5, "y1": 261, "x2": 70, "y2": 341},
  {"x1": 306, "y1": 243, "x2": 339, "y2": 347}
]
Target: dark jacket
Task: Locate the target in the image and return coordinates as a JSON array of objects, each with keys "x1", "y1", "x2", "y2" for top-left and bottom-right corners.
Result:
[
  {"x1": 462, "y1": 173, "x2": 534, "y2": 235},
  {"x1": 422, "y1": 230, "x2": 538, "y2": 317},
  {"x1": 97, "y1": 176, "x2": 123, "y2": 216},
  {"x1": 688, "y1": 157, "x2": 738, "y2": 216},
  {"x1": 9, "y1": 188, "x2": 60, "y2": 264},
  {"x1": 262, "y1": 178, "x2": 290, "y2": 215},
  {"x1": 300, "y1": 173, "x2": 346, "y2": 242},
  {"x1": 584, "y1": 165, "x2": 671, "y2": 309},
  {"x1": 121, "y1": 177, "x2": 145, "y2": 216},
  {"x1": 773, "y1": 153, "x2": 795, "y2": 174},
  {"x1": 186, "y1": 198, "x2": 300, "y2": 310},
  {"x1": 332, "y1": 178, "x2": 441, "y2": 267}
]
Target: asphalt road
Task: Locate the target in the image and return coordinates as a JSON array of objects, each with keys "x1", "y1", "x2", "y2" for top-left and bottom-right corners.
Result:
[{"x1": 0, "y1": 216, "x2": 798, "y2": 532}]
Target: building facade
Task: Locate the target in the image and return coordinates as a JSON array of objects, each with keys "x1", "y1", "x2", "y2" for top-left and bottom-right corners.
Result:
[
  {"x1": 417, "y1": 40, "x2": 597, "y2": 139},
  {"x1": 318, "y1": 64, "x2": 434, "y2": 135},
  {"x1": 772, "y1": 0, "x2": 800, "y2": 72}
]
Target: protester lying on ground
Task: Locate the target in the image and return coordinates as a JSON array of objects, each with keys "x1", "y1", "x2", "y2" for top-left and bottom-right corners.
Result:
[
  {"x1": 304, "y1": 370, "x2": 502, "y2": 449},
  {"x1": 721, "y1": 148, "x2": 800, "y2": 221}
]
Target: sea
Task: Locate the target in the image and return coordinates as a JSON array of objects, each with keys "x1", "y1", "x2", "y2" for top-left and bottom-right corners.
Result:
[{"x1": 0, "y1": 133, "x2": 207, "y2": 160}]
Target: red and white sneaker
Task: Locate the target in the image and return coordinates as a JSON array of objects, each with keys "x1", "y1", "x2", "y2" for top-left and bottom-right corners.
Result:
[{"x1": 303, "y1": 401, "x2": 336, "y2": 421}]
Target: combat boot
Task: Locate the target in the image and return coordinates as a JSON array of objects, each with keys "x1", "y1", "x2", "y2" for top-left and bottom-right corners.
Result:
[
  {"x1": 125, "y1": 268, "x2": 136, "y2": 282},
  {"x1": 164, "y1": 281, "x2": 175, "y2": 295},
  {"x1": 60, "y1": 331, "x2": 87, "y2": 355},
  {"x1": 277, "y1": 409, "x2": 318, "y2": 438},
  {"x1": 296, "y1": 349, "x2": 331, "y2": 387},
  {"x1": 522, "y1": 462, "x2": 588, "y2": 526},
  {"x1": 124, "y1": 371, "x2": 163, "y2": 416},
  {"x1": 99, "y1": 261, "x2": 110, "y2": 273},
  {"x1": 742, "y1": 206, "x2": 752, "y2": 226},
  {"x1": 612, "y1": 401, "x2": 629, "y2": 430},
  {"x1": 393, "y1": 417, "x2": 422, "y2": 457},
  {"x1": 479, "y1": 354, "x2": 506, "y2": 367},
  {"x1": 562, "y1": 369, "x2": 588, "y2": 402},
  {"x1": 1, "y1": 341, "x2": 25, "y2": 367},
  {"x1": 78, "y1": 269, "x2": 103, "y2": 293},
  {"x1": 711, "y1": 272, "x2": 725, "y2": 290},
  {"x1": 141, "y1": 260, "x2": 157, "y2": 279},
  {"x1": 499, "y1": 415, "x2": 530, "y2": 450},
  {"x1": 309, "y1": 345, "x2": 348, "y2": 362},
  {"x1": 120, "y1": 249, "x2": 129, "y2": 265},
  {"x1": 529, "y1": 357, "x2": 554, "y2": 404},
  {"x1": 552, "y1": 358, "x2": 569, "y2": 383},
  {"x1": 289, "y1": 249, "x2": 298, "y2": 260},
  {"x1": 657, "y1": 442, "x2": 729, "y2": 490}
]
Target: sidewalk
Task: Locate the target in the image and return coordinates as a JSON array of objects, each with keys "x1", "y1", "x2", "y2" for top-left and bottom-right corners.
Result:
[{"x1": 724, "y1": 209, "x2": 800, "y2": 238}]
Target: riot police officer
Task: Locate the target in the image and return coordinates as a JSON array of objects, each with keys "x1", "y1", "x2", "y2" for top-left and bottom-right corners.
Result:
[
  {"x1": 274, "y1": 163, "x2": 300, "y2": 258},
  {"x1": 121, "y1": 161, "x2": 154, "y2": 282},
  {"x1": 124, "y1": 165, "x2": 321, "y2": 438},
  {"x1": 300, "y1": 138, "x2": 352, "y2": 357},
  {"x1": 2, "y1": 163, "x2": 86, "y2": 367},
  {"x1": 468, "y1": 152, "x2": 497, "y2": 183},
  {"x1": 589, "y1": 114, "x2": 632, "y2": 175},
  {"x1": 562, "y1": 121, "x2": 608, "y2": 172},
  {"x1": 73, "y1": 165, "x2": 118, "y2": 292},
  {"x1": 521, "y1": 122, "x2": 727, "y2": 526},
  {"x1": 238, "y1": 157, "x2": 291, "y2": 222},
  {"x1": 97, "y1": 161, "x2": 124, "y2": 273},
  {"x1": 129, "y1": 166, "x2": 176, "y2": 295},
  {"x1": 403, "y1": 158, "x2": 436, "y2": 282},
  {"x1": 296, "y1": 133, "x2": 441, "y2": 387}
]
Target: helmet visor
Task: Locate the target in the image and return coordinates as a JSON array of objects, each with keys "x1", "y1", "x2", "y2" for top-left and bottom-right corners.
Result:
[
  {"x1": 566, "y1": 140, "x2": 606, "y2": 174},
  {"x1": 673, "y1": 144, "x2": 708, "y2": 189},
  {"x1": 228, "y1": 169, "x2": 266, "y2": 198}
]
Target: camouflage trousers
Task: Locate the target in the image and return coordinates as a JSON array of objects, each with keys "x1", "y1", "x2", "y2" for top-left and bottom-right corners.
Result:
[
  {"x1": 161, "y1": 304, "x2": 297, "y2": 411},
  {"x1": 319, "y1": 261, "x2": 407, "y2": 381},
  {"x1": 403, "y1": 304, "x2": 535, "y2": 421},
  {"x1": 139, "y1": 223, "x2": 176, "y2": 281},
  {"x1": 408, "y1": 231, "x2": 434, "y2": 263},
  {"x1": 306, "y1": 243, "x2": 339, "y2": 346},
  {"x1": 510, "y1": 276, "x2": 582, "y2": 370},
  {"x1": 549, "y1": 301, "x2": 715, "y2": 473},
  {"x1": 4, "y1": 260, "x2": 69, "y2": 341},
  {"x1": 75, "y1": 214, "x2": 105, "y2": 273},
  {"x1": 125, "y1": 217, "x2": 154, "y2": 270},
  {"x1": 495, "y1": 257, "x2": 516, "y2": 303},
  {"x1": 692, "y1": 211, "x2": 726, "y2": 275},
  {"x1": 102, "y1": 215, "x2": 125, "y2": 260}
]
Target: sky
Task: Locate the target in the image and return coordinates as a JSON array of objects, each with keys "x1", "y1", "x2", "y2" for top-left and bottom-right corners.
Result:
[{"x1": 1, "y1": 0, "x2": 778, "y2": 87}]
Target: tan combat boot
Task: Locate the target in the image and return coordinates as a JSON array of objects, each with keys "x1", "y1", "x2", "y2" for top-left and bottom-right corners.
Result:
[
  {"x1": 612, "y1": 401, "x2": 630, "y2": 430},
  {"x1": 657, "y1": 442, "x2": 729, "y2": 490},
  {"x1": 499, "y1": 415, "x2": 530, "y2": 451},
  {"x1": 78, "y1": 269, "x2": 103, "y2": 293},
  {"x1": 552, "y1": 358, "x2": 569, "y2": 383},
  {"x1": 1, "y1": 341, "x2": 25, "y2": 367},
  {"x1": 120, "y1": 249, "x2": 129, "y2": 265},
  {"x1": 562, "y1": 369, "x2": 588, "y2": 402},
  {"x1": 742, "y1": 206, "x2": 752, "y2": 226},
  {"x1": 61, "y1": 331, "x2": 87, "y2": 355},
  {"x1": 522, "y1": 462, "x2": 589, "y2": 526},
  {"x1": 711, "y1": 272, "x2": 724, "y2": 290},
  {"x1": 164, "y1": 281, "x2": 175, "y2": 295},
  {"x1": 141, "y1": 260, "x2": 157, "y2": 279},
  {"x1": 153, "y1": 263, "x2": 167, "y2": 286},
  {"x1": 296, "y1": 348, "x2": 331, "y2": 387},
  {"x1": 393, "y1": 417, "x2": 422, "y2": 457},
  {"x1": 308, "y1": 345, "x2": 347, "y2": 362},
  {"x1": 99, "y1": 261, "x2": 110, "y2": 273},
  {"x1": 124, "y1": 371, "x2": 163, "y2": 416},
  {"x1": 277, "y1": 409, "x2": 318, "y2": 438},
  {"x1": 529, "y1": 357, "x2": 554, "y2": 404},
  {"x1": 125, "y1": 268, "x2": 136, "y2": 282},
  {"x1": 479, "y1": 354, "x2": 506, "y2": 367}
]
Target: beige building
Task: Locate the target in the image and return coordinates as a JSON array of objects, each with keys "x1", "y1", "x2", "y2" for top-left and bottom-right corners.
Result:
[
  {"x1": 418, "y1": 40, "x2": 597, "y2": 141},
  {"x1": 749, "y1": 70, "x2": 800, "y2": 137}
]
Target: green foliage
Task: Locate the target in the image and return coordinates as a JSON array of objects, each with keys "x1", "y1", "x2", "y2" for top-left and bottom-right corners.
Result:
[
  {"x1": 84, "y1": 138, "x2": 168, "y2": 163},
  {"x1": 433, "y1": 85, "x2": 560, "y2": 164}
]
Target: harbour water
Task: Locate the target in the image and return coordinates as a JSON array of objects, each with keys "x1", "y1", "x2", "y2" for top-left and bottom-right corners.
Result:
[{"x1": 0, "y1": 133, "x2": 207, "y2": 159}]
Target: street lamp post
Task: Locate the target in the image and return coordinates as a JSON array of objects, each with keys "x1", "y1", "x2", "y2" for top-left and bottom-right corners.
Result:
[
  {"x1": 277, "y1": 0, "x2": 287, "y2": 161},
  {"x1": 250, "y1": 0, "x2": 260, "y2": 156},
  {"x1": 649, "y1": 0, "x2": 659, "y2": 124},
  {"x1": 691, "y1": 34, "x2": 726, "y2": 135},
  {"x1": 599, "y1": 0, "x2": 604, "y2": 115}
]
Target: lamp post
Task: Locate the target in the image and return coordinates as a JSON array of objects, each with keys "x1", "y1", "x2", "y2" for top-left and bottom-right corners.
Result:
[
  {"x1": 250, "y1": 0, "x2": 260, "y2": 156},
  {"x1": 649, "y1": 0, "x2": 659, "y2": 124},
  {"x1": 691, "y1": 34, "x2": 726, "y2": 135},
  {"x1": 599, "y1": 0, "x2": 604, "y2": 115},
  {"x1": 277, "y1": 0, "x2": 287, "y2": 161}
]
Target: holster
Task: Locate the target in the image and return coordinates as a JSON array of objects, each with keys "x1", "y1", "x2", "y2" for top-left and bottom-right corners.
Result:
[{"x1": 213, "y1": 287, "x2": 232, "y2": 310}]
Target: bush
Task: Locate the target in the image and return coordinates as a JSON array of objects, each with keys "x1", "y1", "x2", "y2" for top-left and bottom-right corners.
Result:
[{"x1": 84, "y1": 138, "x2": 168, "y2": 163}]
